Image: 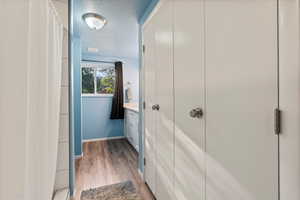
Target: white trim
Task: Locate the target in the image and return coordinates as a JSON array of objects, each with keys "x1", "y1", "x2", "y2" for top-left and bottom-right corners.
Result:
[
  {"x1": 138, "y1": 169, "x2": 144, "y2": 181},
  {"x1": 81, "y1": 94, "x2": 114, "y2": 97},
  {"x1": 75, "y1": 153, "x2": 83, "y2": 159},
  {"x1": 81, "y1": 61, "x2": 115, "y2": 68},
  {"x1": 141, "y1": 10, "x2": 149, "y2": 180},
  {"x1": 81, "y1": 63, "x2": 115, "y2": 96},
  {"x1": 83, "y1": 136, "x2": 126, "y2": 143},
  {"x1": 53, "y1": 188, "x2": 70, "y2": 200}
]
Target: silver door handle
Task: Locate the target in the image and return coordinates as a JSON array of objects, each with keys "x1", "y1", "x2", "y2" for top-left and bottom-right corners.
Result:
[
  {"x1": 152, "y1": 104, "x2": 160, "y2": 111},
  {"x1": 190, "y1": 108, "x2": 203, "y2": 118}
]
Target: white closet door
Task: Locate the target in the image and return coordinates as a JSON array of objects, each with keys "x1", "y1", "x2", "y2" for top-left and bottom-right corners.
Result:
[
  {"x1": 154, "y1": 1, "x2": 174, "y2": 200},
  {"x1": 144, "y1": 20, "x2": 157, "y2": 195},
  {"x1": 205, "y1": 1, "x2": 279, "y2": 200},
  {"x1": 173, "y1": 0, "x2": 206, "y2": 200}
]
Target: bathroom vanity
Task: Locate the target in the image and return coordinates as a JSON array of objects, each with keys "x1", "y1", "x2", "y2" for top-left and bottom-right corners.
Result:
[{"x1": 124, "y1": 103, "x2": 139, "y2": 152}]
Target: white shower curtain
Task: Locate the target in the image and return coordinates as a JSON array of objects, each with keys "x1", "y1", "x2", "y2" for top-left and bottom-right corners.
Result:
[{"x1": 0, "y1": 0, "x2": 63, "y2": 200}]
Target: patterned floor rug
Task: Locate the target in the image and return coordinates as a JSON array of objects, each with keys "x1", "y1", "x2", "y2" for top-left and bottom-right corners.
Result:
[{"x1": 81, "y1": 181, "x2": 143, "y2": 200}]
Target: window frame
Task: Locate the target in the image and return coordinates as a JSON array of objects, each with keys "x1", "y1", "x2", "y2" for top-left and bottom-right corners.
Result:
[{"x1": 81, "y1": 62, "x2": 115, "y2": 97}]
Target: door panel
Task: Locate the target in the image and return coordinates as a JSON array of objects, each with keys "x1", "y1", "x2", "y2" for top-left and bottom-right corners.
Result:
[
  {"x1": 173, "y1": 0, "x2": 206, "y2": 200},
  {"x1": 155, "y1": 1, "x2": 174, "y2": 200},
  {"x1": 144, "y1": 21, "x2": 157, "y2": 195},
  {"x1": 205, "y1": 1, "x2": 278, "y2": 200}
]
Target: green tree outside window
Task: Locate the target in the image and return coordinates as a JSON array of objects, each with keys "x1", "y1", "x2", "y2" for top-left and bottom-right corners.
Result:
[{"x1": 81, "y1": 66, "x2": 115, "y2": 95}]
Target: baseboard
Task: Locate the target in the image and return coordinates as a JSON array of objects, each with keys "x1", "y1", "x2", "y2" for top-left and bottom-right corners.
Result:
[
  {"x1": 75, "y1": 153, "x2": 83, "y2": 159},
  {"x1": 53, "y1": 188, "x2": 69, "y2": 200},
  {"x1": 138, "y1": 169, "x2": 144, "y2": 181},
  {"x1": 83, "y1": 136, "x2": 126, "y2": 143}
]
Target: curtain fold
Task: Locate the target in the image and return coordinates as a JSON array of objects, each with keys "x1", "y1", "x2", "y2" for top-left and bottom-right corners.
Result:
[
  {"x1": 25, "y1": 1, "x2": 63, "y2": 200},
  {"x1": 110, "y1": 62, "x2": 124, "y2": 119}
]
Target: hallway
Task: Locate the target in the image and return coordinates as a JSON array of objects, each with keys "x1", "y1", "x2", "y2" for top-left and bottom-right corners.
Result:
[{"x1": 73, "y1": 139, "x2": 154, "y2": 200}]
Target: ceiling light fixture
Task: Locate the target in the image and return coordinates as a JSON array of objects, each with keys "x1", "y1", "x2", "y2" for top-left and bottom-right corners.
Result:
[{"x1": 82, "y1": 13, "x2": 107, "y2": 30}]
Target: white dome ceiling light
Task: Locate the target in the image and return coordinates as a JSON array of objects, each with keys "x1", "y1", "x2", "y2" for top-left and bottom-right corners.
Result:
[{"x1": 83, "y1": 13, "x2": 107, "y2": 30}]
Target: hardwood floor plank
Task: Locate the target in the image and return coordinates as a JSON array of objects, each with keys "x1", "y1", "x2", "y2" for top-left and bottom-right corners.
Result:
[{"x1": 72, "y1": 139, "x2": 155, "y2": 200}]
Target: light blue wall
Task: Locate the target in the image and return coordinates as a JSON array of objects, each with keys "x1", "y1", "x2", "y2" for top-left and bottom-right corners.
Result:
[
  {"x1": 71, "y1": 0, "x2": 83, "y2": 158},
  {"x1": 138, "y1": 0, "x2": 159, "y2": 173},
  {"x1": 79, "y1": 0, "x2": 152, "y2": 59},
  {"x1": 139, "y1": 0, "x2": 159, "y2": 24},
  {"x1": 71, "y1": 0, "x2": 158, "y2": 183},
  {"x1": 82, "y1": 96, "x2": 124, "y2": 140},
  {"x1": 70, "y1": 0, "x2": 83, "y2": 195},
  {"x1": 81, "y1": 54, "x2": 139, "y2": 141},
  {"x1": 70, "y1": 0, "x2": 156, "y2": 196},
  {"x1": 73, "y1": 37, "x2": 82, "y2": 156},
  {"x1": 83, "y1": 53, "x2": 140, "y2": 102}
]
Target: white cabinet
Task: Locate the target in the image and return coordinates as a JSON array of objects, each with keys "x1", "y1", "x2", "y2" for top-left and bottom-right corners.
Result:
[
  {"x1": 143, "y1": 0, "x2": 280, "y2": 200},
  {"x1": 124, "y1": 108, "x2": 139, "y2": 152},
  {"x1": 204, "y1": 1, "x2": 278, "y2": 199},
  {"x1": 173, "y1": 1, "x2": 206, "y2": 199}
]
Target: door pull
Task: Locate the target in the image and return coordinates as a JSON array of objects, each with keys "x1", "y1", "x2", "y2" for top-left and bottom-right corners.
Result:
[
  {"x1": 190, "y1": 108, "x2": 204, "y2": 119},
  {"x1": 152, "y1": 104, "x2": 160, "y2": 111}
]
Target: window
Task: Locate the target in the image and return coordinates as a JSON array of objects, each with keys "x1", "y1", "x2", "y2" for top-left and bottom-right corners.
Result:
[{"x1": 81, "y1": 62, "x2": 115, "y2": 95}]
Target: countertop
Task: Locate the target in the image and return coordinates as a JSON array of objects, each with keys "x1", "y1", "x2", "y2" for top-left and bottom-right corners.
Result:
[{"x1": 124, "y1": 103, "x2": 139, "y2": 113}]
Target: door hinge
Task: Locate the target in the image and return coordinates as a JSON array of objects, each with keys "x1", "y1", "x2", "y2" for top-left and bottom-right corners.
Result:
[
  {"x1": 275, "y1": 108, "x2": 281, "y2": 135},
  {"x1": 143, "y1": 45, "x2": 146, "y2": 53},
  {"x1": 143, "y1": 101, "x2": 146, "y2": 110},
  {"x1": 144, "y1": 158, "x2": 146, "y2": 166}
]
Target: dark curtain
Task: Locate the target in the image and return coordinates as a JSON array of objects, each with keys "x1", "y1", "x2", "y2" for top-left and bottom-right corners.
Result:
[{"x1": 110, "y1": 61, "x2": 124, "y2": 119}]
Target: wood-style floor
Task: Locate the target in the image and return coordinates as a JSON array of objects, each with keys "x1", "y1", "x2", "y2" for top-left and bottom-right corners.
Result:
[{"x1": 72, "y1": 139, "x2": 155, "y2": 200}]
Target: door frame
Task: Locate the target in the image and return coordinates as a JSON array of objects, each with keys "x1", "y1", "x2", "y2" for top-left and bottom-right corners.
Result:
[{"x1": 140, "y1": 0, "x2": 163, "y2": 183}]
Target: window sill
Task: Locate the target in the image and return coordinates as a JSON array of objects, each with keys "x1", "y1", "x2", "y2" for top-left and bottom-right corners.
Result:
[{"x1": 81, "y1": 94, "x2": 114, "y2": 98}]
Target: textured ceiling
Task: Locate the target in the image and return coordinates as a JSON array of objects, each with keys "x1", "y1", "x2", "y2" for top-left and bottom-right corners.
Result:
[{"x1": 76, "y1": 0, "x2": 152, "y2": 59}]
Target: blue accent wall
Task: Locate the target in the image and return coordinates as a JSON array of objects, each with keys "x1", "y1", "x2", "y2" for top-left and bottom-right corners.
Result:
[
  {"x1": 81, "y1": 54, "x2": 138, "y2": 141},
  {"x1": 73, "y1": 37, "x2": 82, "y2": 156},
  {"x1": 139, "y1": 0, "x2": 159, "y2": 24},
  {"x1": 70, "y1": 0, "x2": 83, "y2": 195},
  {"x1": 82, "y1": 96, "x2": 124, "y2": 140},
  {"x1": 71, "y1": 0, "x2": 158, "y2": 184},
  {"x1": 72, "y1": 0, "x2": 83, "y2": 157},
  {"x1": 78, "y1": 0, "x2": 152, "y2": 59},
  {"x1": 70, "y1": 0, "x2": 156, "y2": 196}
]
